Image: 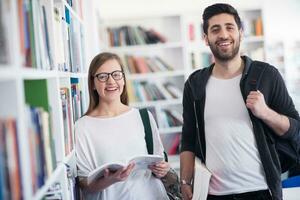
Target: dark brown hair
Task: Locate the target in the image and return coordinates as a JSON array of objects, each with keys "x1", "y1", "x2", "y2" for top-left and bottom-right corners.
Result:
[
  {"x1": 84, "y1": 52, "x2": 128, "y2": 116},
  {"x1": 202, "y1": 3, "x2": 242, "y2": 35}
]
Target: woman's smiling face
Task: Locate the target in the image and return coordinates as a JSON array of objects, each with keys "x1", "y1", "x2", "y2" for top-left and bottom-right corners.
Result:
[{"x1": 93, "y1": 59, "x2": 125, "y2": 103}]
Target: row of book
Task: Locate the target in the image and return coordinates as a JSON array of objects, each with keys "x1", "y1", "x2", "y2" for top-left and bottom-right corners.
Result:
[
  {"x1": 65, "y1": 0, "x2": 83, "y2": 19},
  {"x1": 186, "y1": 16, "x2": 264, "y2": 41},
  {"x1": 60, "y1": 79, "x2": 83, "y2": 156},
  {"x1": 127, "y1": 81, "x2": 182, "y2": 103},
  {"x1": 0, "y1": 1, "x2": 11, "y2": 65},
  {"x1": 161, "y1": 133, "x2": 181, "y2": 155},
  {"x1": 70, "y1": 78, "x2": 84, "y2": 122},
  {"x1": 0, "y1": 118, "x2": 22, "y2": 200},
  {"x1": 187, "y1": 22, "x2": 203, "y2": 42},
  {"x1": 286, "y1": 42, "x2": 300, "y2": 81},
  {"x1": 107, "y1": 25, "x2": 166, "y2": 47},
  {"x1": 16, "y1": 0, "x2": 85, "y2": 72},
  {"x1": 243, "y1": 16, "x2": 264, "y2": 37},
  {"x1": 159, "y1": 109, "x2": 183, "y2": 128},
  {"x1": 60, "y1": 87, "x2": 74, "y2": 156},
  {"x1": 266, "y1": 42, "x2": 285, "y2": 77},
  {"x1": 190, "y1": 51, "x2": 213, "y2": 69},
  {"x1": 123, "y1": 55, "x2": 173, "y2": 74},
  {"x1": 26, "y1": 106, "x2": 57, "y2": 193},
  {"x1": 243, "y1": 46, "x2": 265, "y2": 62}
]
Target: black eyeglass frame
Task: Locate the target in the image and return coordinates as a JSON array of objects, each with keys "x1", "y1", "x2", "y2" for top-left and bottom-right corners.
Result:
[{"x1": 94, "y1": 70, "x2": 125, "y2": 82}]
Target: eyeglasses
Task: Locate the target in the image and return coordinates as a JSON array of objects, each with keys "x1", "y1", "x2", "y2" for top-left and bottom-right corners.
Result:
[{"x1": 94, "y1": 70, "x2": 124, "y2": 82}]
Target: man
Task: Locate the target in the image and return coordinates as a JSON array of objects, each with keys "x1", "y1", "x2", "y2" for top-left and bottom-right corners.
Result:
[{"x1": 180, "y1": 3, "x2": 300, "y2": 200}]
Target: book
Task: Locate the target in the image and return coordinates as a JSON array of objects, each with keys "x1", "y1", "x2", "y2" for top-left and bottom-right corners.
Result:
[
  {"x1": 0, "y1": 0, "x2": 9, "y2": 64},
  {"x1": 192, "y1": 157, "x2": 212, "y2": 200},
  {"x1": 87, "y1": 155, "x2": 164, "y2": 184}
]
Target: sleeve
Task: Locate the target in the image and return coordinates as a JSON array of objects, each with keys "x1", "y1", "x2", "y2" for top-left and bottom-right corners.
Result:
[
  {"x1": 181, "y1": 79, "x2": 197, "y2": 153},
  {"x1": 75, "y1": 121, "x2": 93, "y2": 177},
  {"x1": 148, "y1": 111, "x2": 164, "y2": 157},
  {"x1": 269, "y1": 67, "x2": 300, "y2": 140}
]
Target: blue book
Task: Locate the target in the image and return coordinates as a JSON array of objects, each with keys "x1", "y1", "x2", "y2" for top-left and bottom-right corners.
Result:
[{"x1": 282, "y1": 175, "x2": 300, "y2": 188}]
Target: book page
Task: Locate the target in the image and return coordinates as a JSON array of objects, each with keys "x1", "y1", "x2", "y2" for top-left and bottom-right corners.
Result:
[
  {"x1": 87, "y1": 155, "x2": 163, "y2": 184},
  {"x1": 129, "y1": 155, "x2": 164, "y2": 170},
  {"x1": 87, "y1": 163, "x2": 125, "y2": 184}
]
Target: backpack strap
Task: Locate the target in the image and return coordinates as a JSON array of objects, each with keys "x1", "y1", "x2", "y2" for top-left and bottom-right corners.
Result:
[
  {"x1": 139, "y1": 108, "x2": 153, "y2": 154},
  {"x1": 247, "y1": 61, "x2": 267, "y2": 91},
  {"x1": 139, "y1": 108, "x2": 168, "y2": 162}
]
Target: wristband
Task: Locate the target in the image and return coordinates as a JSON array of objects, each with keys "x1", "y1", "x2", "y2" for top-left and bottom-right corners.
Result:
[{"x1": 180, "y1": 179, "x2": 192, "y2": 186}]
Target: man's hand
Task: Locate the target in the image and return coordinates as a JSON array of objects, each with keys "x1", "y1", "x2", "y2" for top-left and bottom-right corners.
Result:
[
  {"x1": 181, "y1": 184, "x2": 193, "y2": 200},
  {"x1": 246, "y1": 90, "x2": 269, "y2": 120},
  {"x1": 246, "y1": 90, "x2": 290, "y2": 136}
]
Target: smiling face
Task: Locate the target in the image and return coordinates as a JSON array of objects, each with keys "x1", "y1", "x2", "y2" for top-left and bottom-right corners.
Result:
[
  {"x1": 204, "y1": 13, "x2": 242, "y2": 62},
  {"x1": 93, "y1": 59, "x2": 125, "y2": 104}
]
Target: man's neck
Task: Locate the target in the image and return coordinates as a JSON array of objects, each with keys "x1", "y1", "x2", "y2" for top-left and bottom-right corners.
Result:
[{"x1": 212, "y1": 56, "x2": 244, "y2": 79}]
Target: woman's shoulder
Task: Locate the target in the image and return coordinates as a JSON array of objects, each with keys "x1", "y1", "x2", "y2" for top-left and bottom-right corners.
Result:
[{"x1": 74, "y1": 115, "x2": 90, "y2": 129}]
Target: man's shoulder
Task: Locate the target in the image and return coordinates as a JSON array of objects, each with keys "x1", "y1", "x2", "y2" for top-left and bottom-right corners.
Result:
[
  {"x1": 250, "y1": 60, "x2": 279, "y2": 76},
  {"x1": 251, "y1": 60, "x2": 276, "y2": 70},
  {"x1": 187, "y1": 67, "x2": 211, "y2": 82}
]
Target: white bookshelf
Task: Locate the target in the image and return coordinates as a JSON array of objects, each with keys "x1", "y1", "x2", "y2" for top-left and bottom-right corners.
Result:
[
  {"x1": 99, "y1": 9, "x2": 267, "y2": 171},
  {"x1": 0, "y1": 0, "x2": 97, "y2": 199},
  {"x1": 99, "y1": 14, "x2": 185, "y2": 171}
]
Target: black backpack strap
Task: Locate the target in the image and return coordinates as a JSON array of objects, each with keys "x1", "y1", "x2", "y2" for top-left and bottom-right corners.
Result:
[
  {"x1": 139, "y1": 108, "x2": 168, "y2": 161},
  {"x1": 248, "y1": 61, "x2": 267, "y2": 91},
  {"x1": 139, "y1": 108, "x2": 153, "y2": 155}
]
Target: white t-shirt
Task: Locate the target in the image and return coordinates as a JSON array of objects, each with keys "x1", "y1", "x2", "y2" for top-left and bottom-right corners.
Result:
[
  {"x1": 75, "y1": 108, "x2": 169, "y2": 200},
  {"x1": 205, "y1": 74, "x2": 268, "y2": 195}
]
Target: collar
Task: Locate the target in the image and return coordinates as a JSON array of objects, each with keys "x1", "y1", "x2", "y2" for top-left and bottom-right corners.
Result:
[{"x1": 207, "y1": 55, "x2": 253, "y2": 79}]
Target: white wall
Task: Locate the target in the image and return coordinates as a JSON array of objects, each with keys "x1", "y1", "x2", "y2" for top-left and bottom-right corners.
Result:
[
  {"x1": 263, "y1": 0, "x2": 300, "y2": 40},
  {"x1": 96, "y1": 0, "x2": 262, "y2": 19}
]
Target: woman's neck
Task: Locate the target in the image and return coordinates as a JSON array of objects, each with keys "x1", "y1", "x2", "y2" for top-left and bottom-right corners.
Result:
[{"x1": 91, "y1": 101, "x2": 129, "y2": 117}]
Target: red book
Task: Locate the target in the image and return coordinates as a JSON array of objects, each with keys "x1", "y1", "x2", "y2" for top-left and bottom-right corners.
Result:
[
  {"x1": 168, "y1": 134, "x2": 180, "y2": 155},
  {"x1": 188, "y1": 23, "x2": 195, "y2": 41}
]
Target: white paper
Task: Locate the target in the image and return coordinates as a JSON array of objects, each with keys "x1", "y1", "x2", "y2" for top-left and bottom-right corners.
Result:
[
  {"x1": 87, "y1": 154, "x2": 164, "y2": 184},
  {"x1": 192, "y1": 157, "x2": 212, "y2": 200}
]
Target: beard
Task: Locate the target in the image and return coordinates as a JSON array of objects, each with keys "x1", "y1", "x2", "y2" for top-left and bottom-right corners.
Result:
[{"x1": 208, "y1": 36, "x2": 241, "y2": 62}]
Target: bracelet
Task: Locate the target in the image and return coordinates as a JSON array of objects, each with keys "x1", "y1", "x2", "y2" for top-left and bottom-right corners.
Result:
[{"x1": 180, "y1": 179, "x2": 192, "y2": 186}]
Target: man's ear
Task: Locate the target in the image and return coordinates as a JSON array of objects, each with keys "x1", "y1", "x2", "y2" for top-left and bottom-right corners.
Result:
[
  {"x1": 203, "y1": 34, "x2": 209, "y2": 46},
  {"x1": 239, "y1": 29, "x2": 243, "y2": 42}
]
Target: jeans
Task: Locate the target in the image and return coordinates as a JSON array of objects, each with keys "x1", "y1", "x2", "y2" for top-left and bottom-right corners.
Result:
[{"x1": 207, "y1": 190, "x2": 272, "y2": 200}]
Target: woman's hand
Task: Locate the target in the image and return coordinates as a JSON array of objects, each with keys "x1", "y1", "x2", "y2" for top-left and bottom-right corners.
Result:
[
  {"x1": 103, "y1": 163, "x2": 135, "y2": 184},
  {"x1": 149, "y1": 161, "x2": 170, "y2": 178},
  {"x1": 78, "y1": 163, "x2": 135, "y2": 193}
]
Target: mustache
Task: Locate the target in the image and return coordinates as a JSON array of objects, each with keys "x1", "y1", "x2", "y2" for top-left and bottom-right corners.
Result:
[{"x1": 216, "y1": 38, "x2": 233, "y2": 43}]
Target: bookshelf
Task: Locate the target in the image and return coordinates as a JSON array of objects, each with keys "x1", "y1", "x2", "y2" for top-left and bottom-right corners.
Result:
[
  {"x1": 99, "y1": 9, "x2": 266, "y2": 172},
  {"x1": 265, "y1": 40, "x2": 300, "y2": 111},
  {"x1": 0, "y1": 0, "x2": 95, "y2": 199},
  {"x1": 99, "y1": 15, "x2": 185, "y2": 171}
]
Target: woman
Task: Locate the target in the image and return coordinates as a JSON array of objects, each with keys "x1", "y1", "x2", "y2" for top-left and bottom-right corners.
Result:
[{"x1": 75, "y1": 52, "x2": 170, "y2": 200}]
